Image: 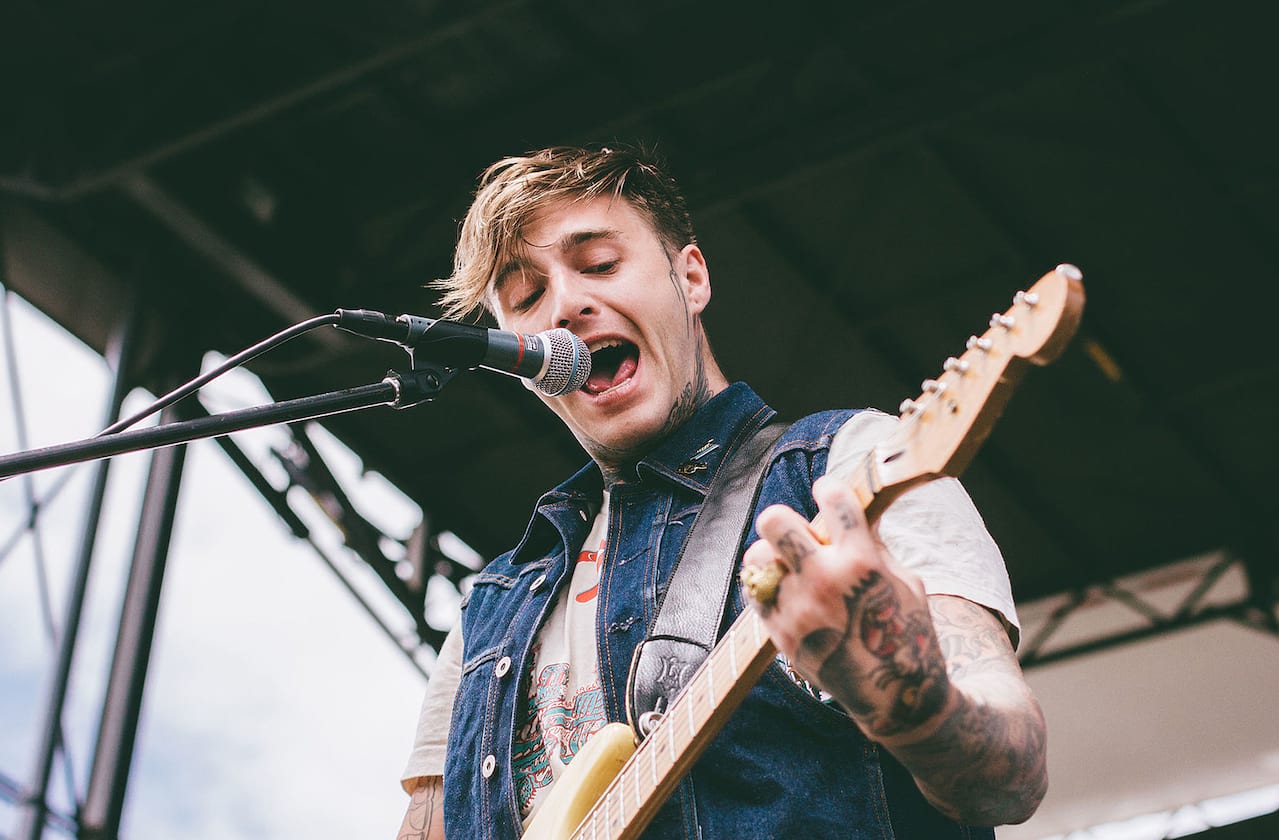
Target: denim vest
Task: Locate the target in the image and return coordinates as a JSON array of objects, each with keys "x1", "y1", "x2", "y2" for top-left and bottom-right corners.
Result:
[{"x1": 444, "y1": 383, "x2": 994, "y2": 840}]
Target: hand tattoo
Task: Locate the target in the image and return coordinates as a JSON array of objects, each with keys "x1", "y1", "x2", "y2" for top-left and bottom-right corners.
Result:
[
  {"x1": 833, "y1": 498, "x2": 860, "y2": 532},
  {"x1": 799, "y1": 571, "x2": 949, "y2": 737},
  {"x1": 776, "y1": 530, "x2": 813, "y2": 572}
]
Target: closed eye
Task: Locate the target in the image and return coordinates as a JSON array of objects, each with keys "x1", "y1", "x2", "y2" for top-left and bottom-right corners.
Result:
[
  {"x1": 513, "y1": 287, "x2": 543, "y2": 311},
  {"x1": 584, "y1": 260, "x2": 618, "y2": 275}
]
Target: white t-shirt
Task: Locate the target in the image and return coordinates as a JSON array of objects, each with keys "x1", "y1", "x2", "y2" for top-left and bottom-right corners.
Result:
[
  {"x1": 400, "y1": 410, "x2": 1020, "y2": 795},
  {"x1": 510, "y1": 493, "x2": 610, "y2": 819}
]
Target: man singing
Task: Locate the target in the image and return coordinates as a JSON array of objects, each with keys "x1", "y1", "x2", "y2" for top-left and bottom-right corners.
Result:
[{"x1": 397, "y1": 144, "x2": 1047, "y2": 839}]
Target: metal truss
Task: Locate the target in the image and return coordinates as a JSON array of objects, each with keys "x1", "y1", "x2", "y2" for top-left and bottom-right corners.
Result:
[
  {"x1": 1019, "y1": 552, "x2": 1279, "y2": 670},
  {"x1": 200, "y1": 404, "x2": 479, "y2": 661}
]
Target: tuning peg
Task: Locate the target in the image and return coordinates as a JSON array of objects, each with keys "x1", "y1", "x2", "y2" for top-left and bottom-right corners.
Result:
[
  {"x1": 943, "y1": 356, "x2": 969, "y2": 373},
  {"x1": 1056, "y1": 263, "x2": 1083, "y2": 281},
  {"x1": 900, "y1": 398, "x2": 922, "y2": 415},
  {"x1": 1014, "y1": 290, "x2": 1040, "y2": 307},
  {"x1": 921, "y1": 378, "x2": 945, "y2": 394},
  {"x1": 967, "y1": 335, "x2": 993, "y2": 352},
  {"x1": 990, "y1": 313, "x2": 1016, "y2": 330}
]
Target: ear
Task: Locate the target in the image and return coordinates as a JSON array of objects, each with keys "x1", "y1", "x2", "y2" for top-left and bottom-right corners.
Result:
[{"x1": 679, "y1": 244, "x2": 711, "y2": 315}]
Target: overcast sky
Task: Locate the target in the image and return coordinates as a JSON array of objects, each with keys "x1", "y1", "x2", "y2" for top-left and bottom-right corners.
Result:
[{"x1": 1, "y1": 293, "x2": 431, "y2": 839}]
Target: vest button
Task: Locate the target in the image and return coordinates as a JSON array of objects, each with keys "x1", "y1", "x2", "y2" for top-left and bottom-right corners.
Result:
[
  {"x1": 529, "y1": 573, "x2": 547, "y2": 592},
  {"x1": 481, "y1": 754, "x2": 496, "y2": 778},
  {"x1": 495, "y1": 656, "x2": 511, "y2": 677},
  {"x1": 578, "y1": 508, "x2": 588, "y2": 521}
]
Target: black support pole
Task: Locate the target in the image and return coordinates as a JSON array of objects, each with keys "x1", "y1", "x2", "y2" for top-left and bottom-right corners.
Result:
[{"x1": 78, "y1": 404, "x2": 188, "y2": 840}]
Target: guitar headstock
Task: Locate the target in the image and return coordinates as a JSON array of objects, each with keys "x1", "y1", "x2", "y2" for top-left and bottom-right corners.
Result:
[{"x1": 873, "y1": 264, "x2": 1085, "y2": 494}]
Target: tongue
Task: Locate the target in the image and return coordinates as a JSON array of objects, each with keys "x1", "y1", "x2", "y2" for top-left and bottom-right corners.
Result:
[
  {"x1": 584, "y1": 354, "x2": 638, "y2": 394},
  {"x1": 612, "y1": 355, "x2": 637, "y2": 385}
]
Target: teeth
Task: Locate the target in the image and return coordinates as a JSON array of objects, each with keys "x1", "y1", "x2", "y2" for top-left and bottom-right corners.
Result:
[{"x1": 587, "y1": 338, "x2": 625, "y2": 352}]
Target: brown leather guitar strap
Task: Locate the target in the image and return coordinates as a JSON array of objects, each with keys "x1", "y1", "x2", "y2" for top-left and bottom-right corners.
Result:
[{"x1": 625, "y1": 416, "x2": 788, "y2": 737}]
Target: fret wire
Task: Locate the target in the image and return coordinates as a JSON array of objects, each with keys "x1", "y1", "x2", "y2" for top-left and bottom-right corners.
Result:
[
  {"x1": 604, "y1": 789, "x2": 610, "y2": 836},
  {"x1": 667, "y1": 704, "x2": 675, "y2": 765},
  {"x1": 729, "y1": 623, "x2": 739, "y2": 675},
  {"x1": 634, "y1": 745, "x2": 642, "y2": 812},
  {"x1": 650, "y1": 738, "x2": 657, "y2": 788},
  {"x1": 687, "y1": 691, "x2": 695, "y2": 737},
  {"x1": 707, "y1": 651, "x2": 717, "y2": 707}
]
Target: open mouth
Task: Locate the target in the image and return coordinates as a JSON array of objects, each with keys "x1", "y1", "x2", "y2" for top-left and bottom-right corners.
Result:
[{"x1": 583, "y1": 339, "x2": 639, "y2": 395}]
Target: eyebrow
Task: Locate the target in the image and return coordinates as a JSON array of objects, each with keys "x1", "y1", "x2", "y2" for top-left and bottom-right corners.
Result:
[
  {"x1": 562, "y1": 228, "x2": 621, "y2": 248},
  {"x1": 492, "y1": 228, "x2": 623, "y2": 291},
  {"x1": 493, "y1": 259, "x2": 524, "y2": 292}
]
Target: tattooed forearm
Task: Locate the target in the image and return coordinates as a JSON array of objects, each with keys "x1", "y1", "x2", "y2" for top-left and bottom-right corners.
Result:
[
  {"x1": 889, "y1": 597, "x2": 1048, "y2": 825},
  {"x1": 890, "y1": 680, "x2": 1048, "y2": 825},
  {"x1": 799, "y1": 589, "x2": 1046, "y2": 825},
  {"x1": 930, "y1": 595, "x2": 1023, "y2": 682},
  {"x1": 397, "y1": 776, "x2": 445, "y2": 840}
]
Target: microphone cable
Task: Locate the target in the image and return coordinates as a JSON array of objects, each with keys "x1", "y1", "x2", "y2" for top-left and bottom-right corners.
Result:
[{"x1": 98, "y1": 313, "x2": 341, "y2": 436}]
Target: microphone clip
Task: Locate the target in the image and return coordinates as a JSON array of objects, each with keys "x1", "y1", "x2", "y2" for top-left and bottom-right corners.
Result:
[
  {"x1": 336, "y1": 308, "x2": 465, "y2": 407},
  {"x1": 383, "y1": 363, "x2": 462, "y2": 410}
]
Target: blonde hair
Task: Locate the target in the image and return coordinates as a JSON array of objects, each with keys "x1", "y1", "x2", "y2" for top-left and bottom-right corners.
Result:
[{"x1": 433, "y1": 144, "x2": 696, "y2": 320}]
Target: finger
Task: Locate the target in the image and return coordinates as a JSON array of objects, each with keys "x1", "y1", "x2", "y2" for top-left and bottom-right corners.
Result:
[
  {"x1": 742, "y1": 537, "x2": 784, "y2": 573},
  {"x1": 812, "y1": 475, "x2": 870, "y2": 548},
  {"x1": 755, "y1": 504, "x2": 821, "y2": 573},
  {"x1": 739, "y1": 540, "x2": 787, "y2": 614}
]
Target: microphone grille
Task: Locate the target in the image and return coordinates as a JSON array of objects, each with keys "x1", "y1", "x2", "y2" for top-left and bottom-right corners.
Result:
[{"x1": 536, "y1": 329, "x2": 591, "y2": 396}]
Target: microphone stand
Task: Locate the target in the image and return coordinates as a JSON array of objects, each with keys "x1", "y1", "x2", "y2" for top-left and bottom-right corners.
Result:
[{"x1": 0, "y1": 364, "x2": 457, "y2": 479}]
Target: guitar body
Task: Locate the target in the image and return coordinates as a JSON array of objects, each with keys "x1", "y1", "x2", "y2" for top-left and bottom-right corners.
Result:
[{"x1": 521, "y1": 723, "x2": 636, "y2": 840}]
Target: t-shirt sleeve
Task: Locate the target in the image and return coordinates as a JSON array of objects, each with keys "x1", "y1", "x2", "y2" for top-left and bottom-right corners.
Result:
[
  {"x1": 825, "y1": 410, "x2": 1021, "y2": 648},
  {"x1": 400, "y1": 623, "x2": 463, "y2": 791}
]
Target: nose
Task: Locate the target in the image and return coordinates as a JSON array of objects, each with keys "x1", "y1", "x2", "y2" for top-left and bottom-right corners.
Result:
[{"x1": 547, "y1": 274, "x2": 595, "y2": 329}]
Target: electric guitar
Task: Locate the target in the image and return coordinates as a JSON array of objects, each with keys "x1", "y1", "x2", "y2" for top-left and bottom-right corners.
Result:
[{"x1": 521, "y1": 264, "x2": 1086, "y2": 840}]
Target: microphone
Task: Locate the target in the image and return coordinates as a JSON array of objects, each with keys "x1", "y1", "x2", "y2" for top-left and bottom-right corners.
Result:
[{"x1": 334, "y1": 309, "x2": 590, "y2": 396}]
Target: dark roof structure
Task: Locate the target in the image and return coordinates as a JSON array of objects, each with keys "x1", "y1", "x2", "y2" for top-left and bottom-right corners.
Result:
[{"x1": 6, "y1": 0, "x2": 1276, "y2": 610}]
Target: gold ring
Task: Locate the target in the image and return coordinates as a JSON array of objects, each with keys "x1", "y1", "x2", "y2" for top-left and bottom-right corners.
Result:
[{"x1": 740, "y1": 561, "x2": 787, "y2": 607}]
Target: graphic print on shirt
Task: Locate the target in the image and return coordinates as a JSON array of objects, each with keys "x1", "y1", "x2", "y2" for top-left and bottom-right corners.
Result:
[
  {"x1": 511, "y1": 684, "x2": 554, "y2": 811},
  {"x1": 512, "y1": 659, "x2": 608, "y2": 811},
  {"x1": 512, "y1": 518, "x2": 610, "y2": 817},
  {"x1": 575, "y1": 544, "x2": 602, "y2": 603}
]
